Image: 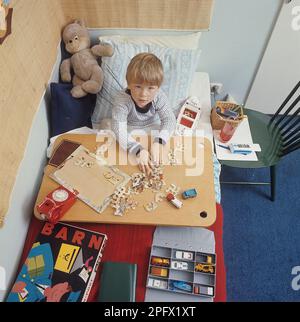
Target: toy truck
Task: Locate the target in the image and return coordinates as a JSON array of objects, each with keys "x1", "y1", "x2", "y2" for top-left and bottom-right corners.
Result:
[
  {"x1": 36, "y1": 186, "x2": 78, "y2": 224},
  {"x1": 166, "y1": 193, "x2": 183, "y2": 208},
  {"x1": 176, "y1": 96, "x2": 202, "y2": 135}
]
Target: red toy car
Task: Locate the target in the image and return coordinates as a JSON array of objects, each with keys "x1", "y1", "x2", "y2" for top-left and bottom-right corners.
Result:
[{"x1": 36, "y1": 186, "x2": 78, "y2": 224}]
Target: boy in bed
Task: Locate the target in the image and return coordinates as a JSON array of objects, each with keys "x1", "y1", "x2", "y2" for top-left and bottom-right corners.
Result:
[{"x1": 111, "y1": 53, "x2": 176, "y2": 175}]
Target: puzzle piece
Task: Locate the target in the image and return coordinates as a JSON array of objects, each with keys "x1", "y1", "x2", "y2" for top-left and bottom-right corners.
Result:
[
  {"x1": 175, "y1": 142, "x2": 184, "y2": 152},
  {"x1": 144, "y1": 201, "x2": 158, "y2": 212},
  {"x1": 113, "y1": 202, "x2": 127, "y2": 216},
  {"x1": 131, "y1": 172, "x2": 146, "y2": 188},
  {"x1": 96, "y1": 144, "x2": 109, "y2": 156},
  {"x1": 110, "y1": 165, "x2": 167, "y2": 216},
  {"x1": 103, "y1": 171, "x2": 122, "y2": 186},
  {"x1": 74, "y1": 156, "x2": 94, "y2": 168},
  {"x1": 166, "y1": 184, "x2": 180, "y2": 196},
  {"x1": 95, "y1": 136, "x2": 114, "y2": 156},
  {"x1": 110, "y1": 184, "x2": 138, "y2": 216},
  {"x1": 168, "y1": 149, "x2": 178, "y2": 165},
  {"x1": 155, "y1": 192, "x2": 165, "y2": 203}
]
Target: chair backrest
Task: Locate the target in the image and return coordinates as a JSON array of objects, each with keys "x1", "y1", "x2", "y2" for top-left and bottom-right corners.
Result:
[{"x1": 269, "y1": 81, "x2": 300, "y2": 156}]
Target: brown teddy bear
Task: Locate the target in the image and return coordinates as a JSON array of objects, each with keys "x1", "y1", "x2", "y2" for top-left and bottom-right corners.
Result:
[{"x1": 60, "y1": 20, "x2": 114, "y2": 98}]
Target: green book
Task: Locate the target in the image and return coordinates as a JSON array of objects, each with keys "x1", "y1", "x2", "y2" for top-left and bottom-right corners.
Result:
[{"x1": 98, "y1": 261, "x2": 137, "y2": 302}]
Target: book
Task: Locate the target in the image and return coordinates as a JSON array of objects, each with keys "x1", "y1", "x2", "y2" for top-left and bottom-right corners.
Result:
[
  {"x1": 98, "y1": 261, "x2": 137, "y2": 302},
  {"x1": 48, "y1": 140, "x2": 81, "y2": 167},
  {"x1": 6, "y1": 222, "x2": 107, "y2": 302}
]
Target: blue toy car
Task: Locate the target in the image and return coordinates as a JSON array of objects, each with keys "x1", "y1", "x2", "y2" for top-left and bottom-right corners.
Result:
[
  {"x1": 182, "y1": 188, "x2": 197, "y2": 199},
  {"x1": 169, "y1": 280, "x2": 192, "y2": 293}
]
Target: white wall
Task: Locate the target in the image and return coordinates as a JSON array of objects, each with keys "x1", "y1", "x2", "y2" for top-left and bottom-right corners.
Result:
[
  {"x1": 0, "y1": 49, "x2": 61, "y2": 302},
  {"x1": 89, "y1": 0, "x2": 282, "y2": 104},
  {"x1": 199, "y1": 0, "x2": 282, "y2": 104},
  {"x1": 246, "y1": 0, "x2": 300, "y2": 114}
]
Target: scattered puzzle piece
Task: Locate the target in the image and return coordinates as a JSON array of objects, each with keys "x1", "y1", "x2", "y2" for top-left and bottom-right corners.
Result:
[
  {"x1": 109, "y1": 163, "x2": 182, "y2": 217},
  {"x1": 74, "y1": 156, "x2": 94, "y2": 168},
  {"x1": 95, "y1": 136, "x2": 114, "y2": 156},
  {"x1": 144, "y1": 201, "x2": 158, "y2": 212},
  {"x1": 155, "y1": 192, "x2": 165, "y2": 203},
  {"x1": 166, "y1": 184, "x2": 180, "y2": 196},
  {"x1": 175, "y1": 142, "x2": 184, "y2": 152}
]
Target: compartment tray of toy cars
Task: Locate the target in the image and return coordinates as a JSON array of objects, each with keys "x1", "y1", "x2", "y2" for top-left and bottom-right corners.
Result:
[{"x1": 147, "y1": 245, "x2": 216, "y2": 298}]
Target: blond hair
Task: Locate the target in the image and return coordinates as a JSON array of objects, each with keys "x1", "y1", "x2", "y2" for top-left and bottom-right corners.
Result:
[{"x1": 126, "y1": 53, "x2": 163, "y2": 87}]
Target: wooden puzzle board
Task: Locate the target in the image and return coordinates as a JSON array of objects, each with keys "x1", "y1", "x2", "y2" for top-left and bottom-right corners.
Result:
[
  {"x1": 34, "y1": 133, "x2": 216, "y2": 227},
  {"x1": 49, "y1": 145, "x2": 131, "y2": 213}
]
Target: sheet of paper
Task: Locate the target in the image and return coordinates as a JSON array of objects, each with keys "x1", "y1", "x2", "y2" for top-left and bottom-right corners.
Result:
[{"x1": 214, "y1": 117, "x2": 258, "y2": 161}]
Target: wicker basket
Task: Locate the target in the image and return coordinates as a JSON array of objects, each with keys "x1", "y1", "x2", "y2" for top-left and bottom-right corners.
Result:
[{"x1": 210, "y1": 101, "x2": 244, "y2": 130}]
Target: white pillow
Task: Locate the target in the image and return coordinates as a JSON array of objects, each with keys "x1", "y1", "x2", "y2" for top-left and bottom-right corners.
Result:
[{"x1": 92, "y1": 36, "x2": 201, "y2": 126}]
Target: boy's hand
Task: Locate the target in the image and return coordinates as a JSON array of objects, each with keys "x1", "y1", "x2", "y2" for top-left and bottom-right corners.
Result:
[
  {"x1": 151, "y1": 142, "x2": 164, "y2": 166},
  {"x1": 137, "y1": 149, "x2": 153, "y2": 176}
]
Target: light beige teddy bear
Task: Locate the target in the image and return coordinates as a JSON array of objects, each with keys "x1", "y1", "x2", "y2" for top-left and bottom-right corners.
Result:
[{"x1": 60, "y1": 20, "x2": 114, "y2": 98}]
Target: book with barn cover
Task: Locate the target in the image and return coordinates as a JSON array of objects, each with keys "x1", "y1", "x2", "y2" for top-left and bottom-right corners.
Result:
[{"x1": 6, "y1": 222, "x2": 107, "y2": 302}]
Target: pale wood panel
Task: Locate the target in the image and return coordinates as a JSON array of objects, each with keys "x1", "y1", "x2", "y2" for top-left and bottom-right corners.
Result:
[
  {"x1": 0, "y1": 0, "x2": 66, "y2": 226},
  {"x1": 34, "y1": 134, "x2": 216, "y2": 227},
  {"x1": 61, "y1": 0, "x2": 214, "y2": 30}
]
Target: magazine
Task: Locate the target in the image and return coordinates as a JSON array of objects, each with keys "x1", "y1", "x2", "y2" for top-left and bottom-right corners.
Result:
[{"x1": 6, "y1": 222, "x2": 107, "y2": 302}]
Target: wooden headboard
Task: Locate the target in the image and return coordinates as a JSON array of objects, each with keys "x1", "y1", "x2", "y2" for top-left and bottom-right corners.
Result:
[{"x1": 62, "y1": 0, "x2": 214, "y2": 30}]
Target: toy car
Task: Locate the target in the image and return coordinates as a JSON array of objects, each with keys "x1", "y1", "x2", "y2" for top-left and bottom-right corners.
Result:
[
  {"x1": 176, "y1": 96, "x2": 202, "y2": 134},
  {"x1": 171, "y1": 261, "x2": 188, "y2": 270},
  {"x1": 169, "y1": 280, "x2": 192, "y2": 293},
  {"x1": 194, "y1": 263, "x2": 215, "y2": 274},
  {"x1": 166, "y1": 193, "x2": 183, "y2": 209},
  {"x1": 151, "y1": 256, "x2": 170, "y2": 267},
  {"x1": 36, "y1": 186, "x2": 78, "y2": 224},
  {"x1": 150, "y1": 266, "x2": 168, "y2": 278},
  {"x1": 216, "y1": 107, "x2": 238, "y2": 120},
  {"x1": 175, "y1": 250, "x2": 194, "y2": 261},
  {"x1": 193, "y1": 284, "x2": 214, "y2": 296},
  {"x1": 206, "y1": 255, "x2": 213, "y2": 264},
  {"x1": 182, "y1": 188, "x2": 197, "y2": 199},
  {"x1": 147, "y1": 278, "x2": 168, "y2": 289}
]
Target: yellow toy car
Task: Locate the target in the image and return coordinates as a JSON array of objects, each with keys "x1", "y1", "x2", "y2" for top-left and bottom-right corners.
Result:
[
  {"x1": 150, "y1": 266, "x2": 168, "y2": 277},
  {"x1": 151, "y1": 256, "x2": 170, "y2": 267}
]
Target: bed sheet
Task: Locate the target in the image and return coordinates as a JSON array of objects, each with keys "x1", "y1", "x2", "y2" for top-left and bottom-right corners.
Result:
[
  {"x1": 189, "y1": 72, "x2": 221, "y2": 203},
  {"x1": 189, "y1": 71, "x2": 214, "y2": 143}
]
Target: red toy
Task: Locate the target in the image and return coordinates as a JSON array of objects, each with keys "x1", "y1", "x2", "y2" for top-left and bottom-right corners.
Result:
[
  {"x1": 166, "y1": 193, "x2": 183, "y2": 209},
  {"x1": 36, "y1": 186, "x2": 78, "y2": 224}
]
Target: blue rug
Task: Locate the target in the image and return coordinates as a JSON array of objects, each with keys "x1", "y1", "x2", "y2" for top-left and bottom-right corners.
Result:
[{"x1": 221, "y1": 149, "x2": 300, "y2": 301}]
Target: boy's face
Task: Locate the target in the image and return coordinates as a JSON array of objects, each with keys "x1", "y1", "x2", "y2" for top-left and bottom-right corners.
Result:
[{"x1": 128, "y1": 83, "x2": 159, "y2": 108}]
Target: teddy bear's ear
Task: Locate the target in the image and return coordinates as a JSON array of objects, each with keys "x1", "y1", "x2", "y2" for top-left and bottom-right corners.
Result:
[{"x1": 74, "y1": 19, "x2": 85, "y2": 28}]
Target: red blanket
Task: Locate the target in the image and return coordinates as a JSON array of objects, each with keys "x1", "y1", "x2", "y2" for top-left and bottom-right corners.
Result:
[{"x1": 16, "y1": 203, "x2": 226, "y2": 302}]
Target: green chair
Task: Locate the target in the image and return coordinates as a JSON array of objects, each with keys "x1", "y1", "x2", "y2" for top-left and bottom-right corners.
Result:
[{"x1": 219, "y1": 81, "x2": 300, "y2": 201}]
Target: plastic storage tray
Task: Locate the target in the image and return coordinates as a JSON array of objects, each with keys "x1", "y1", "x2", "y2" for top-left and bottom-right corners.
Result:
[{"x1": 146, "y1": 245, "x2": 216, "y2": 298}]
